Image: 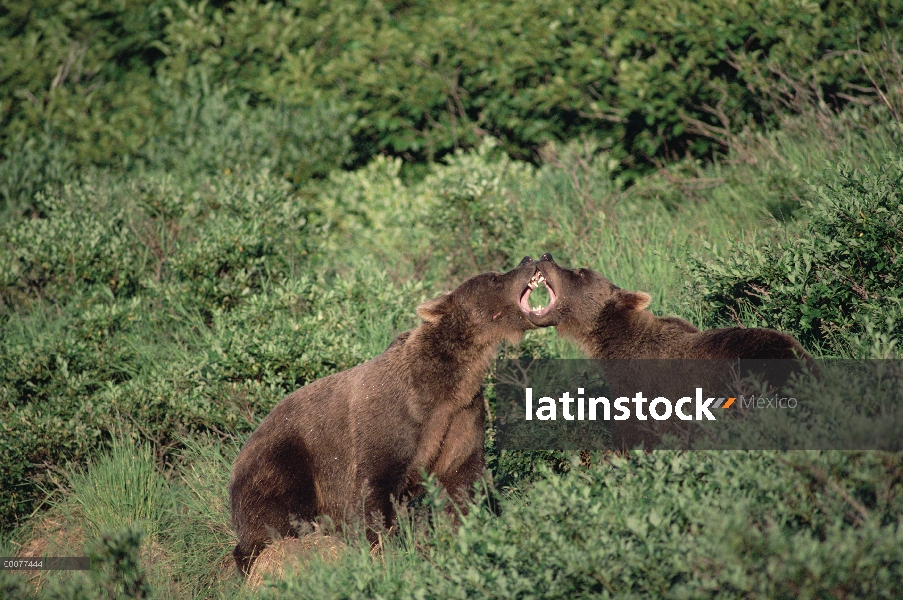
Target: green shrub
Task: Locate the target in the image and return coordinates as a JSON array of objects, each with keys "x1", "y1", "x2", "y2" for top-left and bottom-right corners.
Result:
[
  {"x1": 135, "y1": 86, "x2": 355, "y2": 182},
  {"x1": 0, "y1": 179, "x2": 146, "y2": 308},
  {"x1": 0, "y1": 166, "x2": 318, "y2": 313},
  {"x1": 316, "y1": 155, "x2": 433, "y2": 272},
  {"x1": 676, "y1": 451, "x2": 903, "y2": 598},
  {"x1": 317, "y1": 140, "x2": 544, "y2": 279},
  {"x1": 0, "y1": 0, "x2": 169, "y2": 164},
  {"x1": 425, "y1": 140, "x2": 536, "y2": 275},
  {"x1": 2, "y1": 0, "x2": 901, "y2": 173},
  {"x1": 157, "y1": 0, "x2": 903, "y2": 174},
  {"x1": 0, "y1": 299, "x2": 147, "y2": 526},
  {"x1": 0, "y1": 136, "x2": 76, "y2": 217},
  {"x1": 40, "y1": 528, "x2": 154, "y2": 600},
  {"x1": 690, "y1": 153, "x2": 903, "y2": 356},
  {"x1": 162, "y1": 175, "x2": 311, "y2": 314},
  {"x1": 267, "y1": 451, "x2": 903, "y2": 598}
]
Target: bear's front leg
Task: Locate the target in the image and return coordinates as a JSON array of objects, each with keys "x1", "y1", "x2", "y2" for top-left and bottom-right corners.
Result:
[
  {"x1": 431, "y1": 396, "x2": 488, "y2": 518},
  {"x1": 354, "y1": 467, "x2": 404, "y2": 546}
]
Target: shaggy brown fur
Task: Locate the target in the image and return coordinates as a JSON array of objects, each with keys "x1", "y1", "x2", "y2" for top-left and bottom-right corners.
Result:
[
  {"x1": 527, "y1": 254, "x2": 816, "y2": 448},
  {"x1": 229, "y1": 258, "x2": 540, "y2": 575}
]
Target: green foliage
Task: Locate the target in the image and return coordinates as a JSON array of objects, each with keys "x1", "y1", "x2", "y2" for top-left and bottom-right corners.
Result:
[
  {"x1": 1, "y1": 15, "x2": 902, "y2": 591},
  {"x1": 85, "y1": 529, "x2": 153, "y2": 600},
  {"x1": 0, "y1": 300, "x2": 142, "y2": 524},
  {"x1": 42, "y1": 529, "x2": 153, "y2": 600},
  {"x1": 690, "y1": 153, "x2": 903, "y2": 356},
  {"x1": 317, "y1": 139, "x2": 541, "y2": 279},
  {"x1": 425, "y1": 140, "x2": 535, "y2": 276},
  {"x1": 160, "y1": 0, "x2": 903, "y2": 172},
  {"x1": 160, "y1": 175, "x2": 310, "y2": 314},
  {"x1": 61, "y1": 438, "x2": 170, "y2": 542},
  {"x1": 3, "y1": 103, "x2": 897, "y2": 531},
  {"x1": 0, "y1": 136, "x2": 75, "y2": 217},
  {"x1": 2, "y1": 0, "x2": 901, "y2": 175},
  {"x1": 0, "y1": 269, "x2": 422, "y2": 528},
  {"x1": 0, "y1": 180, "x2": 146, "y2": 307},
  {"x1": 0, "y1": 0, "x2": 169, "y2": 164},
  {"x1": 265, "y1": 451, "x2": 903, "y2": 599},
  {"x1": 135, "y1": 86, "x2": 355, "y2": 183},
  {"x1": 0, "y1": 146, "x2": 437, "y2": 527},
  {"x1": 0, "y1": 168, "x2": 314, "y2": 312},
  {"x1": 164, "y1": 437, "x2": 240, "y2": 597}
]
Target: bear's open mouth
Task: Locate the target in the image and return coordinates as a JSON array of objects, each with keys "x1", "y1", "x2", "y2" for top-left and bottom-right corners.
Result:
[{"x1": 520, "y1": 271, "x2": 557, "y2": 316}]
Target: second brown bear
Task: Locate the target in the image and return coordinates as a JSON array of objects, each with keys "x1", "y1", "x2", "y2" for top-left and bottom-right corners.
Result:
[{"x1": 526, "y1": 254, "x2": 815, "y2": 448}]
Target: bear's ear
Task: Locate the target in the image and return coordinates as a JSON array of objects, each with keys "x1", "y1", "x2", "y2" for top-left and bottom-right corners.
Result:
[
  {"x1": 618, "y1": 291, "x2": 651, "y2": 311},
  {"x1": 416, "y1": 293, "x2": 454, "y2": 323}
]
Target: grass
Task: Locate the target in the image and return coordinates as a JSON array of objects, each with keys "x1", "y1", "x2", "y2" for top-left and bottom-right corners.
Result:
[
  {"x1": 61, "y1": 437, "x2": 170, "y2": 543},
  {"x1": 165, "y1": 437, "x2": 243, "y2": 597}
]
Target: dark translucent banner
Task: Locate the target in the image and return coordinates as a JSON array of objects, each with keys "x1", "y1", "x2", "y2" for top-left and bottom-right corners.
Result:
[
  {"x1": 0, "y1": 557, "x2": 90, "y2": 570},
  {"x1": 493, "y1": 359, "x2": 903, "y2": 451}
]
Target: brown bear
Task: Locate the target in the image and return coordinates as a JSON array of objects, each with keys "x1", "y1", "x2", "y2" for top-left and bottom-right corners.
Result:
[
  {"x1": 229, "y1": 257, "x2": 544, "y2": 575},
  {"x1": 526, "y1": 253, "x2": 816, "y2": 448}
]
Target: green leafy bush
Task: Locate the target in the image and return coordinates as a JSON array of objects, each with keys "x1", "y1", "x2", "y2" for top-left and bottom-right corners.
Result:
[
  {"x1": 2, "y1": 0, "x2": 901, "y2": 174},
  {"x1": 0, "y1": 0, "x2": 169, "y2": 164},
  {"x1": 425, "y1": 140, "x2": 535, "y2": 275},
  {"x1": 2, "y1": 3, "x2": 902, "y2": 596},
  {"x1": 136, "y1": 86, "x2": 355, "y2": 183},
  {"x1": 161, "y1": 175, "x2": 311, "y2": 314},
  {"x1": 0, "y1": 136, "x2": 76, "y2": 217},
  {"x1": 266, "y1": 451, "x2": 903, "y2": 599},
  {"x1": 0, "y1": 181, "x2": 146, "y2": 308},
  {"x1": 690, "y1": 153, "x2": 903, "y2": 356},
  {"x1": 0, "y1": 167, "x2": 317, "y2": 313},
  {"x1": 43, "y1": 529, "x2": 153, "y2": 600},
  {"x1": 317, "y1": 140, "x2": 543, "y2": 279},
  {"x1": 0, "y1": 299, "x2": 147, "y2": 525}
]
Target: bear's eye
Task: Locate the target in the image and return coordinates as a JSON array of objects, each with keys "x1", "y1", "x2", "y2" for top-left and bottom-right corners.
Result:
[{"x1": 491, "y1": 275, "x2": 500, "y2": 284}]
